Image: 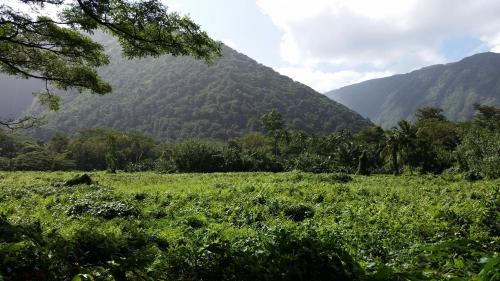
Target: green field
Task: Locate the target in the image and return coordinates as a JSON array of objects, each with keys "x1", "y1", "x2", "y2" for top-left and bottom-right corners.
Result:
[{"x1": 0, "y1": 172, "x2": 499, "y2": 280}]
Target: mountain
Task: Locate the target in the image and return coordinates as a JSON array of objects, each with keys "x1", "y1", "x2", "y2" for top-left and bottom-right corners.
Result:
[
  {"x1": 325, "y1": 52, "x2": 500, "y2": 128},
  {"x1": 23, "y1": 36, "x2": 370, "y2": 140}
]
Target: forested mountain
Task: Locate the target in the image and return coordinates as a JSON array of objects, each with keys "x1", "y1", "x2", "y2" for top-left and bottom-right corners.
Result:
[
  {"x1": 326, "y1": 52, "x2": 500, "y2": 128},
  {"x1": 24, "y1": 36, "x2": 370, "y2": 140}
]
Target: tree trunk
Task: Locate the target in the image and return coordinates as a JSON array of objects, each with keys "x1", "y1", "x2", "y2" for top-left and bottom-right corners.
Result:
[{"x1": 392, "y1": 146, "x2": 399, "y2": 176}]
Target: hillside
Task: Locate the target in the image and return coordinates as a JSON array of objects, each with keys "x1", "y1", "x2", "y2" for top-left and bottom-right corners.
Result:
[
  {"x1": 326, "y1": 52, "x2": 500, "y2": 128},
  {"x1": 25, "y1": 37, "x2": 370, "y2": 140}
]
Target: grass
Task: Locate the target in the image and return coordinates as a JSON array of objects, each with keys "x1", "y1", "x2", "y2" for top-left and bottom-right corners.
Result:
[{"x1": 0, "y1": 171, "x2": 499, "y2": 280}]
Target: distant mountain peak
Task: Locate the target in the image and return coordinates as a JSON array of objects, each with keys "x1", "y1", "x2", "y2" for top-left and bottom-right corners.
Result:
[{"x1": 325, "y1": 52, "x2": 500, "y2": 128}]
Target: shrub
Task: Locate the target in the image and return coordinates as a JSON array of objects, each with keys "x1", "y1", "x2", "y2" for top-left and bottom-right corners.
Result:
[
  {"x1": 64, "y1": 174, "x2": 92, "y2": 186},
  {"x1": 67, "y1": 190, "x2": 139, "y2": 219},
  {"x1": 243, "y1": 153, "x2": 284, "y2": 172},
  {"x1": 90, "y1": 201, "x2": 139, "y2": 219},
  {"x1": 162, "y1": 227, "x2": 361, "y2": 281},
  {"x1": 169, "y1": 140, "x2": 248, "y2": 172},
  {"x1": 125, "y1": 159, "x2": 158, "y2": 172},
  {"x1": 318, "y1": 173, "x2": 353, "y2": 183},
  {"x1": 284, "y1": 204, "x2": 315, "y2": 222},
  {"x1": 290, "y1": 153, "x2": 334, "y2": 173},
  {"x1": 185, "y1": 216, "x2": 206, "y2": 228},
  {"x1": 479, "y1": 255, "x2": 500, "y2": 280},
  {"x1": 464, "y1": 170, "x2": 483, "y2": 182}
]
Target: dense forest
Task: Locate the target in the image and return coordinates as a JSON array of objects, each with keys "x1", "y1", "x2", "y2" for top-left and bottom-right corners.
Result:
[
  {"x1": 3, "y1": 104, "x2": 499, "y2": 179},
  {"x1": 1, "y1": 0, "x2": 500, "y2": 279},
  {"x1": 24, "y1": 34, "x2": 370, "y2": 141},
  {"x1": 326, "y1": 52, "x2": 500, "y2": 128}
]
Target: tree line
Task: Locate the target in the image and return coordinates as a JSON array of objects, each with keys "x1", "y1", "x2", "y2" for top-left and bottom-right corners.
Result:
[{"x1": 1, "y1": 104, "x2": 499, "y2": 179}]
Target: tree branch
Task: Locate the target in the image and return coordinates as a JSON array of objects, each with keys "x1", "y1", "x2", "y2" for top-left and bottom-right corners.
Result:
[{"x1": 0, "y1": 116, "x2": 43, "y2": 130}]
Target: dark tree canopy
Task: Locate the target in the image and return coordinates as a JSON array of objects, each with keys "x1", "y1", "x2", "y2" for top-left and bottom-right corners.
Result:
[
  {"x1": 260, "y1": 110, "x2": 286, "y2": 156},
  {"x1": 473, "y1": 103, "x2": 500, "y2": 132},
  {"x1": 260, "y1": 110, "x2": 285, "y2": 136},
  {"x1": 415, "y1": 107, "x2": 446, "y2": 123},
  {"x1": 0, "y1": 0, "x2": 221, "y2": 128}
]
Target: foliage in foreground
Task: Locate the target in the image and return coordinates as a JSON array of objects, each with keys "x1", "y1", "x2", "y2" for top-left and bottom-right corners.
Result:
[{"x1": 0, "y1": 172, "x2": 498, "y2": 280}]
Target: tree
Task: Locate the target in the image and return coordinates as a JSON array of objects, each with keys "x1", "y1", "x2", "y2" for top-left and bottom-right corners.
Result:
[
  {"x1": 473, "y1": 103, "x2": 500, "y2": 132},
  {"x1": 260, "y1": 110, "x2": 285, "y2": 156},
  {"x1": 356, "y1": 149, "x2": 370, "y2": 176},
  {"x1": 354, "y1": 126, "x2": 385, "y2": 172},
  {"x1": 47, "y1": 133, "x2": 70, "y2": 153},
  {"x1": 415, "y1": 107, "x2": 446, "y2": 123},
  {"x1": 384, "y1": 121, "x2": 417, "y2": 175},
  {"x1": 414, "y1": 119, "x2": 458, "y2": 174},
  {"x1": 396, "y1": 120, "x2": 419, "y2": 171},
  {"x1": 105, "y1": 134, "x2": 118, "y2": 173},
  {"x1": 456, "y1": 126, "x2": 500, "y2": 179},
  {"x1": 0, "y1": 0, "x2": 221, "y2": 127},
  {"x1": 385, "y1": 130, "x2": 401, "y2": 176}
]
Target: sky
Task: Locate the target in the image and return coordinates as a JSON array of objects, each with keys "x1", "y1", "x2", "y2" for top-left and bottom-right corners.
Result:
[{"x1": 163, "y1": 0, "x2": 500, "y2": 93}]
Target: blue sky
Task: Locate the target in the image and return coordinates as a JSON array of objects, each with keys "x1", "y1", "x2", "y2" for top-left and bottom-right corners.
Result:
[
  {"x1": 164, "y1": 0, "x2": 284, "y2": 66},
  {"x1": 164, "y1": 0, "x2": 500, "y2": 93}
]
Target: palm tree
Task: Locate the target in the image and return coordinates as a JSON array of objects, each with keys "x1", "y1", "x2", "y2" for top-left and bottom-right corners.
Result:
[
  {"x1": 384, "y1": 120, "x2": 417, "y2": 175},
  {"x1": 396, "y1": 120, "x2": 418, "y2": 172},
  {"x1": 385, "y1": 130, "x2": 401, "y2": 175}
]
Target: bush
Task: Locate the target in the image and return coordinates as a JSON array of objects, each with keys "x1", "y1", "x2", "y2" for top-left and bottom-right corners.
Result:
[
  {"x1": 162, "y1": 227, "x2": 361, "y2": 281},
  {"x1": 0, "y1": 217, "x2": 163, "y2": 280},
  {"x1": 125, "y1": 159, "x2": 158, "y2": 172},
  {"x1": 67, "y1": 199, "x2": 138, "y2": 219},
  {"x1": 169, "y1": 140, "x2": 249, "y2": 172},
  {"x1": 284, "y1": 204, "x2": 315, "y2": 222},
  {"x1": 67, "y1": 189, "x2": 139, "y2": 219},
  {"x1": 65, "y1": 174, "x2": 92, "y2": 186},
  {"x1": 479, "y1": 255, "x2": 500, "y2": 280},
  {"x1": 464, "y1": 170, "x2": 483, "y2": 182},
  {"x1": 290, "y1": 153, "x2": 334, "y2": 173},
  {"x1": 171, "y1": 140, "x2": 223, "y2": 172},
  {"x1": 318, "y1": 173, "x2": 353, "y2": 183}
]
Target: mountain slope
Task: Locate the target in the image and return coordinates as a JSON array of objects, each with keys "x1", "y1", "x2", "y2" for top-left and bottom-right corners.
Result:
[
  {"x1": 26, "y1": 37, "x2": 370, "y2": 140},
  {"x1": 326, "y1": 52, "x2": 500, "y2": 128}
]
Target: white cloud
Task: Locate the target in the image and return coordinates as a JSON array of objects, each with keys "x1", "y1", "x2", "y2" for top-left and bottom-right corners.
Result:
[
  {"x1": 257, "y1": 0, "x2": 500, "y2": 90},
  {"x1": 258, "y1": 0, "x2": 500, "y2": 67},
  {"x1": 482, "y1": 32, "x2": 500, "y2": 53},
  {"x1": 222, "y1": 38, "x2": 238, "y2": 50},
  {"x1": 277, "y1": 67, "x2": 391, "y2": 92}
]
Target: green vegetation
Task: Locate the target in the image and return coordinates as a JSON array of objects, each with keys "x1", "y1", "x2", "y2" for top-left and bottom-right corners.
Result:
[
  {"x1": 0, "y1": 0, "x2": 221, "y2": 128},
  {"x1": 2, "y1": 2, "x2": 499, "y2": 280},
  {"x1": 327, "y1": 52, "x2": 500, "y2": 128},
  {"x1": 1, "y1": 106, "x2": 498, "y2": 279},
  {"x1": 3, "y1": 105, "x2": 499, "y2": 181},
  {"x1": 0, "y1": 0, "x2": 221, "y2": 91},
  {"x1": 24, "y1": 35, "x2": 370, "y2": 140},
  {"x1": 0, "y1": 172, "x2": 498, "y2": 280}
]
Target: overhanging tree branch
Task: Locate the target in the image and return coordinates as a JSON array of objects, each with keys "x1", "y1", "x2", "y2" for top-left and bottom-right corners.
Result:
[{"x1": 0, "y1": 0, "x2": 221, "y2": 128}]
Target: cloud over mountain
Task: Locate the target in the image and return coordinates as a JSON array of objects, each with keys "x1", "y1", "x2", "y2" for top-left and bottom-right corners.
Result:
[{"x1": 257, "y1": 0, "x2": 500, "y2": 91}]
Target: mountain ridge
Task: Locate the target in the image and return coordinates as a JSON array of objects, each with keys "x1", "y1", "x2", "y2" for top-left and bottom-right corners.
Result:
[
  {"x1": 326, "y1": 52, "x2": 500, "y2": 128},
  {"x1": 22, "y1": 36, "x2": 370, "y2": 140}
]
